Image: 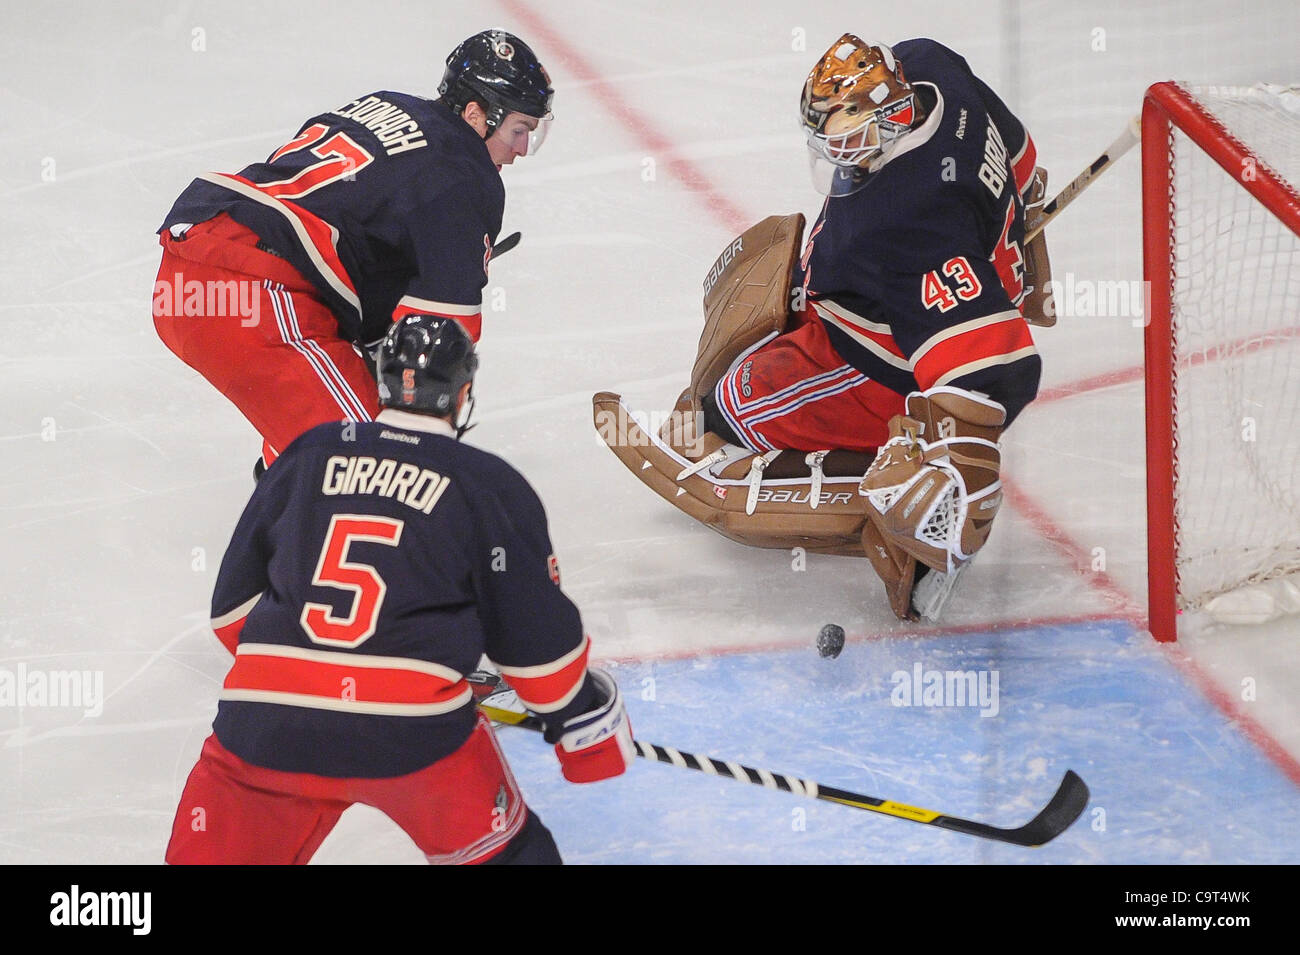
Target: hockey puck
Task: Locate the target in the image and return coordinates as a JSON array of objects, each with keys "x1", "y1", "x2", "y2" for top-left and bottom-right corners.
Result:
[{"x1": 817, "y1": 623, "x2": 845, "y2": 658}]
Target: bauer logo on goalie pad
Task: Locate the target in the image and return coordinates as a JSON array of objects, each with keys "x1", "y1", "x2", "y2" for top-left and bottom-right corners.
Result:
[
  {"x1": 703, "y1": 236, "x2": 744, "y2": 296},
  {"x1": 547, "y1": 554, "x2": 561, "y2": 585},
  {"x1": 754, "y1": 488, "x2": 855, "y2": 506}
]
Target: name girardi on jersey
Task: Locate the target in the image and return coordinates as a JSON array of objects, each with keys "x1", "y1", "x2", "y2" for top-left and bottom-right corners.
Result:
[
  {"x1": 334, "y1": 96, "x2": 428, "y2": 155},
  {"x1": 321, "y1": 455, "x2": 451, "y2": 514}
]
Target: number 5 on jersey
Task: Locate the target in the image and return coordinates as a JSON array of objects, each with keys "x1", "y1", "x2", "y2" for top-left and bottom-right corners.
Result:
[{"x1": 300, "y1": 514, "x2": 404, "y2": 648}]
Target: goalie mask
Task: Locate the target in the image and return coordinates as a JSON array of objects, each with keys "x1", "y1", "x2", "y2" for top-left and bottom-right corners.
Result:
[{"x1": 800, "y1": 34, "x2": 918, "y2": 196}]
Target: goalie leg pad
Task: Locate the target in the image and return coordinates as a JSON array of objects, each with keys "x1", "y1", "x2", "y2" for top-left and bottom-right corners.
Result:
[
  {"x1": 861, "y1": 520, "x2": 920, "y2": 621},
  {"x1": 593, "y1": 391, "x2": 875, "y2": 555}
]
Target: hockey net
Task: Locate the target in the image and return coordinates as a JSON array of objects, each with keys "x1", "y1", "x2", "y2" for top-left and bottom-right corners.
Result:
[{"x1": 1142, "y1": 82, "x2": 1300, "y2": 641}]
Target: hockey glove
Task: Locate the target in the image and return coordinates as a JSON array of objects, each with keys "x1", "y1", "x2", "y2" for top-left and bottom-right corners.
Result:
[{"x1": 550, "y1": 668, "x2": 634, "y2": 784}]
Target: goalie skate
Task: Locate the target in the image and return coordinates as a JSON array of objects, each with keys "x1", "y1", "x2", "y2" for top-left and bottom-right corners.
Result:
[{"x1": 909, "y1": 562, "x2": 971, "y2": 622}]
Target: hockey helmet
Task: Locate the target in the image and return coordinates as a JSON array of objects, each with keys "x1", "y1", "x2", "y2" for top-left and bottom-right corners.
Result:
[
  {"x1": 377, "y1": 315, "x2": 479, "y2": 431},
  {"x1": 800, "y1": 34, "x2": 918, "y2": 196},
  {"x1": 439, "y1": 29, "x2": 554, "y2": 154}
]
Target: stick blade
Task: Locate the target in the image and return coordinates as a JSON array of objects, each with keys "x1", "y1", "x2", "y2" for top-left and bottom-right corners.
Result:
[
  {"x1": 491, "y1": 231, "x2": 522, "y2": 258},
  {"x1": 936, "y1": 770, "x2": 1090, "y2": 847},
  {"x1": 1003, "y1": 769, "x2": 1091, "y2": 847}
]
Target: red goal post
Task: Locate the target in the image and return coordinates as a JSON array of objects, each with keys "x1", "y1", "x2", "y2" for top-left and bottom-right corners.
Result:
[{"x1": 1142, "y1": 81, "x2": 1300, "y2": 642}]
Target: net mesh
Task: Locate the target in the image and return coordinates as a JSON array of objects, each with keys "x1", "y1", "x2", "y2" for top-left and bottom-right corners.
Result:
[{"x1": 1169, "y1": 84, "x2": 1300, "y2": 609}]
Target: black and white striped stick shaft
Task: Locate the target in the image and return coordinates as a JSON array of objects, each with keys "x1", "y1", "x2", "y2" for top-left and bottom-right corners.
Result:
[
  {"x1": 479, "y1": 700, "x2": 1088, "y2": 848},
  {"x1": 634, "y1": 740, "x2": 819, "y2": 798}
]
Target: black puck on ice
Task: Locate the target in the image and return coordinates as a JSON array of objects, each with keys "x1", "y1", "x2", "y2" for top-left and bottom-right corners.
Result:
[{"x1": 817, "y1": 623, "x2": 845, "y2": 658}]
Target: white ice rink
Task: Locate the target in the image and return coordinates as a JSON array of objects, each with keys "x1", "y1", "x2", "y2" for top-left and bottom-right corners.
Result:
[{"x1": 2, "y1": 0, "x2": 1298, "y2": 864}]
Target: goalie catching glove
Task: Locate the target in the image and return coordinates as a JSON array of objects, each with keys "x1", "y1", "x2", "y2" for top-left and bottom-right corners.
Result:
[
  {"x1": 544, "y1": 668, "x2": 635, "y2": 784},
  {"x1": 858, "y1": 387, "x2": 1006, "y2": 618}
]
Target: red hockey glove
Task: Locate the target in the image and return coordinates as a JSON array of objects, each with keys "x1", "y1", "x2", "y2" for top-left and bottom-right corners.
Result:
[{"x1": 553, "y1": 668, "x2": 634, "y2": 783}]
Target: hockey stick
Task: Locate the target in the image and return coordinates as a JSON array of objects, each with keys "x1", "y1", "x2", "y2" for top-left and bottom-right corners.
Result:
[
  {"x1": 1025, "y1": 115, "x2": 1141, "y2": 242},
  {"x1": 491, "y1": 231, "x2": 522, "y2": 258},
  {"x1": 473, "y1": 683, "x2": 1089, "y2": 848}
]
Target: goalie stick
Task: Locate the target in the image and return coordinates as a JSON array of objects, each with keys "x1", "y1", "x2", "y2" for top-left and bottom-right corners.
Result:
[
  {"x1": 1025, "y1": 116, "x2": 1141, "y2": 242},
  {"x1": 469, "y1": 673, "x2": 1089, "y2": 847}
]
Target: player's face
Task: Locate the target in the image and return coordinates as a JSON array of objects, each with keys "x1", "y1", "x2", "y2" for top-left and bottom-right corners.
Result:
[{"x1": 486, "y1": 112, "x2": 547, "y2": 167}]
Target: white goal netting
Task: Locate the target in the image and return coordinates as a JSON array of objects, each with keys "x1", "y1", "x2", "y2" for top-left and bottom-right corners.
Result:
[{"x1": 1167, "y1": 84, "x2": 1300, "y2": 617}]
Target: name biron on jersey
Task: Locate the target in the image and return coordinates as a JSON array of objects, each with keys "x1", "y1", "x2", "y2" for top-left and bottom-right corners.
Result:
[
  {"x1": 322, "y1": 455, "x2": 450, "y2": 513},
  {"x1": 978, "y1": 119, "x2": 1009, "y2": 198},
  {"x1": 334, "y1": 96, "x2": 427, "y2": 155}
]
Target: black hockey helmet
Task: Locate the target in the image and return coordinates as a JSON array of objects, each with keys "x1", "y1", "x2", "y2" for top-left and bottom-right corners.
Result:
[
  {"x1": 439, "y1": 29, "x2": 554, "y2": 131},
  {"x1": 377, "y1": 315, "x2": 478, "y2": 426}
]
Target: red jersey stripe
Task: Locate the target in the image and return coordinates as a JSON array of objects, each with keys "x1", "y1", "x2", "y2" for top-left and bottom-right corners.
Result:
[
  {"x1": 497, "y1": 635, "x2": 590, "y2": 713},
  {"x1": 223, "y1": 647, "x2": 467, "y2": 707},
  {"x1": 913, "y1": 316, "x2": 1037, "y2": 391}
]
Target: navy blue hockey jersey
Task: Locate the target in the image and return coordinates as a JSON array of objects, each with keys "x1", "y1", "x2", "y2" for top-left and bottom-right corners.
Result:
[
  {"x1": 208, "y1": 410, "x2": 593, "y2": 777},
  {"x1": 796, "y1": 38, "x2": 1042, "y2": 424},
  {"x1": 161, "y1": 92, "x2": 501, "y2": 348}
]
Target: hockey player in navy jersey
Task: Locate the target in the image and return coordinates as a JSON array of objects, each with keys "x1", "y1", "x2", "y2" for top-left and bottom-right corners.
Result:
[
  {"x1": 152, "y1": 30, "x2": 552, "y2": 476},
  {"x1": 167, "y1": 315, "x2": 634, "y2": 865},
  {"x1": 594, "y1": 34, "x2": 1053, "y2": 621}
]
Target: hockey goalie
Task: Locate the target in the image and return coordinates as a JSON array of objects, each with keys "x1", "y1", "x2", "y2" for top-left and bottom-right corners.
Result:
[{"x1": 593, "y1": 34, "x2": 1051, "y2": 621}]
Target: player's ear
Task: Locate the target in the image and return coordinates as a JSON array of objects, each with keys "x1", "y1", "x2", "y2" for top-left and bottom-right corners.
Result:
[{"x1": 460, "y1": 101, "x2": 489, "y2": 138}]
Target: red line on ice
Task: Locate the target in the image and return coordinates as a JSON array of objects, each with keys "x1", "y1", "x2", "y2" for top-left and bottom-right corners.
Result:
[{"x1": 496, "y1": 0, "x2": 753, "y2": 235}]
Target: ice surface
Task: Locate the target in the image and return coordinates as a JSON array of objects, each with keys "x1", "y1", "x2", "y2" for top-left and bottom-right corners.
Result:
[{"x1": 1, "y1": 0, "x2": 1297, "y2": 864}]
